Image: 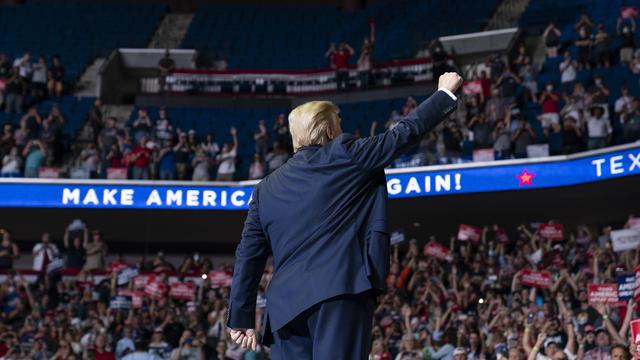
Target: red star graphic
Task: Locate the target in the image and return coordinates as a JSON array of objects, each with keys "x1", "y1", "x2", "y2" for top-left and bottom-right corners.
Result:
[{"x1": 517, "y1": 169, "x2": 535, "y2": 187}]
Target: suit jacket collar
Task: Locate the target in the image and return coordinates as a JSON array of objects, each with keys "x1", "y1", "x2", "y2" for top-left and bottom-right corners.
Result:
[{"x1": 294, "y1": 144, "x2": 322, "y2": 155}]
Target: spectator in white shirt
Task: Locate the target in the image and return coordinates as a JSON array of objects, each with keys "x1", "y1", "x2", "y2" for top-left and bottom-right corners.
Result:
[
  {"x1": 30, "y1": 55, "x2": 47, "y2": 101},
  {"x1": 201, "y1": 133, "x2": 220, "y2": 158},
  {"x1": 78, "y1": 143, "x2": 99, "y2": 178},
  {"x1": 32, "y1": 232, "x2": 59, "y2": 272},
  {"x1": 148, "y1": 328, "x2": 171, "y2": 360},
  {"x1": 154, "y1": 107, "x2": 173, "y2": 146},
  {"x1": 586, "y1": 106, "x2": 612, "y2": 149},
  {"x1": 614, "y1": 87, "x2": 634, "y2": 125},
  {"x1": 215, "y1": 127, "x2": 237, "y2": 181},
  {"x1": 13, "y1": 52, "x2": 31, "y2": 80},
  {"x1": 1, "y1": 147, "x2": 22, "y2": 177},
  {"x1": 116, "y1": 326, "x2": 135, "y2": 359},
  {"x1": 524, "y1": 318, "x2": 576, "y2": 360},
  {"x1": 559, "y1": 51, "x2": 577, "y2": 93}
]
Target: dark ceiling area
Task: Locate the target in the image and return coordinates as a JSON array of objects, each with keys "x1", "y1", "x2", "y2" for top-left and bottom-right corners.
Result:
[{"x1": 2, "y1": 175, "x2": 638, "y2": 254}]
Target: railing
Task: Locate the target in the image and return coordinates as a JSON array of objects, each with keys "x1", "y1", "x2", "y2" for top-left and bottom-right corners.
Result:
[{"x1": 139, "y1": 57, "x2": 434, "y2": 95}]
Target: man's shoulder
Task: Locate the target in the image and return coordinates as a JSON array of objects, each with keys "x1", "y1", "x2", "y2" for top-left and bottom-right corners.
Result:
[{"x1": 327, "y1": 133, "x2": 357, "y2": 147}]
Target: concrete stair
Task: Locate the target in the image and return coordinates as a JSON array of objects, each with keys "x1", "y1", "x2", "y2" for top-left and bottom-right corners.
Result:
[
  {"x1": 148, "y1": 13, "x2": 194, "y2": 49},
  {"x1": 73, "y1": 58, "x2": 106, "y2": 98},
  {"x1": 485, "y1": 0, "x2": 531, "y2": 30},
  {"x1": 106, "y1": 104, "x2": 135, "y2": 127}
]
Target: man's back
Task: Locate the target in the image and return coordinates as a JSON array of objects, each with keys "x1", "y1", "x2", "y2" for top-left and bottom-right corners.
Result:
[{"x1": 257, "y1": 135, "x2": 388, "y2": 333}]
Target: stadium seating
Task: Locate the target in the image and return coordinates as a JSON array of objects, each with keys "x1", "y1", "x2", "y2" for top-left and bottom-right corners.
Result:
[
  {"x1": 182, "y1": 0, "x2": 499, "y2": 69},
  {"x1": 0, "y1": 0, "x2": 165, "y2": 82},
  {"x1": 0, "y1": 96, "x2": 94, "y2": 135}
]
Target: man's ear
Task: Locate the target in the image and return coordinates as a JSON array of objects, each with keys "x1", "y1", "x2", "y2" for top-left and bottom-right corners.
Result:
[{"x1": 326, "y1": 126, "x2": 334, "y2": 140}]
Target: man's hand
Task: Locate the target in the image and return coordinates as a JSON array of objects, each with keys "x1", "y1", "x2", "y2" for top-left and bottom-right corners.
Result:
[
  {"x1": 438, "y1": 72, "x2": 463, "y2": 94},
  {"x1": 230, "y1": 328, "x2": 257, "y2": 351}
]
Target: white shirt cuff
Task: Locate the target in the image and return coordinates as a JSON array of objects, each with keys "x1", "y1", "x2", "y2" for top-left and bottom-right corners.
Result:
[{"x1": 438, "y1": 88, "x2": 457, "y2": 101}]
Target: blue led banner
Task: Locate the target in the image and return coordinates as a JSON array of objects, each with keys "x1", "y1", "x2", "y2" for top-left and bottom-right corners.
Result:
[
  {"x1": 0, "y1": 144, "x2": 637, "y2": 210},
  {"x1": 385, "y1": 144, "x2": 640, "y2": 198}
]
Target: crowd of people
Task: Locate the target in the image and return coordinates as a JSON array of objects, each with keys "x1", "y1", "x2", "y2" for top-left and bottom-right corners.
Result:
[
  {"x1": 0, "y1": 216, "x2": 638, "y2": 360},
  {"x1": 448, "y1": 13, "x2": 640, "y2": 164},
  {"x1": 0, "y1": 52, "x2": 66, "y2": 114},
  {"x1": 72, "y1": 106, "x2": 293, "y2": 181}
]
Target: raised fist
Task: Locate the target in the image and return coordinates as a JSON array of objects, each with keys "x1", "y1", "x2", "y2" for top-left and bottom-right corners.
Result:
[{"x1": 438, "y1": 72, "x2": 463, "y2": 94}]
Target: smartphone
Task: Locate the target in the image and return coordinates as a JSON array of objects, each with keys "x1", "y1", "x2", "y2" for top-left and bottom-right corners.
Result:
[{"x1": 527, "y1": 312, "x2": 534, "y2": 325}]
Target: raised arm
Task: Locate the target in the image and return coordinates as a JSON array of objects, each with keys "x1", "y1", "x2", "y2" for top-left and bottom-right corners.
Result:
[
  {"x1": 227, "y1": 186, "x2": 269, "y2": 350},
  {"x1": 369, "y1": 121, "x2": 378, "y2": 137},
  {"x1": 618, "y1": 299, "x2": 636, "y2": 341},
  {"x1": 369, "y1": 21, "x2": 376, "y2": 43},
  {"x1": 344, "y1": 43, "x2": 355, "y2": 55},
  {"x1": 565, "y1": 320, "x2": 576, "y2": 355},
  {"x1": 594, "y1": 303, "x2": 627, "y2": 344},
  {"x1": 230, "y1": 127, "x2": 238, "y2": 150},
  {"x1": 342, "y1": 73, "x2": 461, "y2": 172}
]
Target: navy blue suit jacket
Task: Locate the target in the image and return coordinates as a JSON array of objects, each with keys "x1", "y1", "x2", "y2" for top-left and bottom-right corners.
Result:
[{"x1": 227, "y1": 90, "x2": 457, "y2": 345}]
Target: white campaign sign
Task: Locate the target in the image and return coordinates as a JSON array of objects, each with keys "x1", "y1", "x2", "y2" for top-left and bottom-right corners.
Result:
[{"x1": 611, "y1": 229, "x2": 640, "y2": 252}]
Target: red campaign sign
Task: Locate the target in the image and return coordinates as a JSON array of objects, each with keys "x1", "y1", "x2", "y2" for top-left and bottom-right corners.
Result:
[
  {"x1": 631, "y1": 319, "x2": 640, "y2": 357},
  {"x1": 110, "y1": 261, "x2": 129, "y2": 274},
  {"x1": 496, "y1": 227, "x2": 509, "y2": 244},
  {"x1": 458, "y1": 224, "x2": 482, "y2": 244},
  {"x1": 588, "y1": 283, "x2": 623, "y2": 306},
  {"x1": 118, "y1": 289, "x2": 143, "y2": 308},
  {"x1": 209, "y1": 271, "x2": 232, "y2": 288},
  {"x1": 521, "y1": 269, "x2": 552, "y2": 289},
  {"x1": 133, "y1": 274, "x2": 156, "y2": 289},
  {"x1": 539, "y1": 224, "x2": 564, "y2": 241},
  {"x1": 629, "y1": 217, "x2": 640, "y2": 230},
  {"x1": 424, "y1": 241, "x2": 452, "y2": 262},
  {"x1": 144, "y1": 281, "x2": 167, "y2": 300},
  {"x1": 621, "y1": 6, "x2": 639, "y2": 19},
  {"x1": 462, "y1": 80, "x2": 483, "y2": 95},
  {"x1": 169, "y1": 283, "x2": 196, "y2": 300}
]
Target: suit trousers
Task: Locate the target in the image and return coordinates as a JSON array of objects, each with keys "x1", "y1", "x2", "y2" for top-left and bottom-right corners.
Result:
[{"x1": 270, "y1": 291, "x2": 375, "y2": 360}]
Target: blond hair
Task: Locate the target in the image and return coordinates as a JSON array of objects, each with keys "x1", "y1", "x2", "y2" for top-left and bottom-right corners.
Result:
[{"x1": 288, "y1": 101, "x2": 340, "y2": 152}]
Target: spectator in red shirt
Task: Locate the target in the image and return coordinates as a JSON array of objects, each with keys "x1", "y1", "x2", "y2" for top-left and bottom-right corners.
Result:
[
  {"x1": 326, "y1": 42, "x2": 354, "y2": 91},
  {"x1": 538, "y1": 82, "x2": 561, "y2": 129},
  {"x1": 479, "y1": 70, "x2": 492, "y2": 102},
  {"x1": 130, "y1": 137, "x2": 151, "y2": 180}
]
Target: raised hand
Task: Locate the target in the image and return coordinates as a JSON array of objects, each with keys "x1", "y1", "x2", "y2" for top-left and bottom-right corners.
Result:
[
  {"x1": 593, "y1": 302, "x2": 607, "y2": 316},
  {"x1": 438, "y1": 72, "x2": 463, "y2": 94},
  {"x1": 536, "y1": 332, "x2": 547, "y2": 347}
]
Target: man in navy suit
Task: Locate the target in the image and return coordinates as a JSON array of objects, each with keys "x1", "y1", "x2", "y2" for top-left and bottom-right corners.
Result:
[{"x1": 227, "y1": 73, "x2": 462, "y2": 359}]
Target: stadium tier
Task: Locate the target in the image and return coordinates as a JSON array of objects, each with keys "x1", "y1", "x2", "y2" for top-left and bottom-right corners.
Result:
[{"x1": 182, "y1": 0, "x2": 499, "y2": 69}]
